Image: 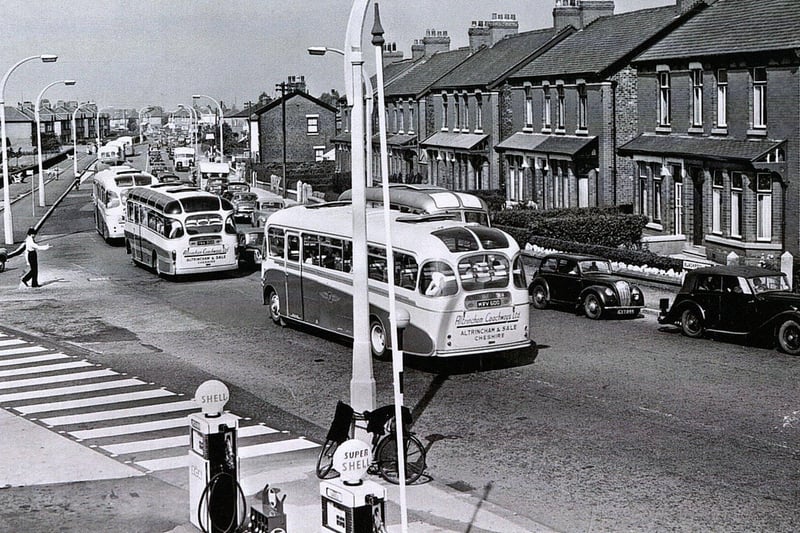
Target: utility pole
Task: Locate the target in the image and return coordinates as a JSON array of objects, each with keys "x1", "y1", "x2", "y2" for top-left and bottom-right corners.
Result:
[{"x1": 275, "y1": 82, "x2": 288, "y2": 198}]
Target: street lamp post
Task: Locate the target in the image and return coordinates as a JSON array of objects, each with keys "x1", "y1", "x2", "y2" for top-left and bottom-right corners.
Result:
[
  {"x1": 344, "y1": 0, "x2": 375, "y2": 434},
  {"x1": 36, "y1": 79, "x2": 76, "y2": 207},
  {"x1": 192, "y1": 94, "x2": 223, "y2": 159},
  {"x1": 96, "y1": 105, "x2": 117, "y2": 155},
  {"x1": 72, "y1": 101, "x2": 95, "y2": 182},
  {"x1": 177, "y1": 104, "x2": 198, "y2": 165},
  {"x1": 1, "y1": 53, "x2": 58, "y2": 244},
  {"x1": 307, "y1": 46, "x2": 374, "y2": 186},
  {"x1": 138, "y1": 105, "x2": 153, "y2": 144}
]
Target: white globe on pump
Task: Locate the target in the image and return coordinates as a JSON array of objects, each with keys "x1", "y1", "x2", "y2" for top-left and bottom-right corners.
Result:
[
  {"x1": 194, "y1": 379, "x2": 229, "y2": 416},
  {"x1": 333, "y1": 439, "x2": 372, "y2": 485}
]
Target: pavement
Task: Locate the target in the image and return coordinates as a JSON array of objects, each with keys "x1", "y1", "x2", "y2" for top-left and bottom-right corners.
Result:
[{"x1": 0, "y1": 149, "x2": 565, "y2": 532}]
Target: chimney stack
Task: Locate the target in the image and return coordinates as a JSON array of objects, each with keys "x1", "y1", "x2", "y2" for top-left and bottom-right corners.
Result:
[
  {"x1": 553, "y1": 0, "x2": 614, "y2": 31},
  {"x1": 469, "y1": 13, "x2": 519, "y2": 52}
]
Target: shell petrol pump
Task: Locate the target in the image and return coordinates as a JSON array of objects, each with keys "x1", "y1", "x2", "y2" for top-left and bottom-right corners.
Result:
[
  {"x1": 188, "y1": 380, "x2": 244, "y2": 533},
  {"x1": 320, "y1": 439, "x2": 386, "y2": 533}
]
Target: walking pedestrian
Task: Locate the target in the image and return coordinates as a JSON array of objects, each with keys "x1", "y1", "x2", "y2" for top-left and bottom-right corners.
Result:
[{"x1": 20, "y1": 228, "x2": 51, "y2": 289}]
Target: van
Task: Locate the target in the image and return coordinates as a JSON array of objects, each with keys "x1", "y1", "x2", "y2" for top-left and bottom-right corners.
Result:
[{"x1": 173, "y1": 147, "x2": 195, "y2": 171}]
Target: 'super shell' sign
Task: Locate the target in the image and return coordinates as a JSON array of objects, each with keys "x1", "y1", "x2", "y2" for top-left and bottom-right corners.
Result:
[
  {"x1": 332, "y1": 439, "x2": 372, "y2": 484},
  {"x1": 194, "y1": 380, "x2": 229, "y2": 415}
]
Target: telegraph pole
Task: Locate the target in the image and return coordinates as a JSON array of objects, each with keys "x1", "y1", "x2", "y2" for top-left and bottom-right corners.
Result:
[{"x1": 275, "y1": 82, "x2": 288, "y2": 198}]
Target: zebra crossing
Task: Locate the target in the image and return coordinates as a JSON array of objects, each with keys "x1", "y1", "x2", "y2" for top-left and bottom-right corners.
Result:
[{"x1": 0, "y1": 329, "x2": 319, "y2": 477}]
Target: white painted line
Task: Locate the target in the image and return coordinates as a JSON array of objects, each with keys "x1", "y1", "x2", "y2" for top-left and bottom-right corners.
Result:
[
  {"x1": 40, "y1": 400, "x2": 199, "y2": 426},
  {"x1": 70, "y1": 417, "x2": 189, "y2": 440},
  {"x1": 238, "y1": 425, "x2": 279, "y2": 438},
  {"x1": 0, "y1": 346, "x2": 48, "y2": 357},
  {"x1": 14, "y1": 388, "x2": 173, "y2": 414},
  {"x1": 238, "y1": 438, "x2": 319, "y2": 458},
  {"x1": 136, "y1": 454, "x2": 189, "y2": 472},
  {"x1": 0, "y1": 339, "x2": 26, "y2": 347},
  {"x1": 101, "y1": 435, "x2": 188, "y2": 455},
  {"x1": 0, "y1": 378, "x2": 145, "y2": 403},
  {"x1": 0, "y1": 353, "x2": 70, "y2": 367},
  {"x1": 0, "y1": 369, "x2": 118, "y2": 390},
  {"x1": 0, "y1": 361, "x2": 93, "y2": 378}
]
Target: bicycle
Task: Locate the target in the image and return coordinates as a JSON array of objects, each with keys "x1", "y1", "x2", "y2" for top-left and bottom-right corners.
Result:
[{"x1": 316, "y1": 401, "x2": 427, "y2": 485}]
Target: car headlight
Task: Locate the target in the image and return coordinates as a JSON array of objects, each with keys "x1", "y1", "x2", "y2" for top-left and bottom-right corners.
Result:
[{"x1": 604, "y1": 287, "x2": 614, "y2": 297}]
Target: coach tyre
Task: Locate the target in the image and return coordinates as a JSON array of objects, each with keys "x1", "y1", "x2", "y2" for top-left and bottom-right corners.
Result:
[
  {"x1": 268, "y1": 290, "x2": 284, "y2": 326},
  {"x1": 777, "y1": 318, "x2": 800, "y2": 355},
  {"x1": 369, "y1": 318, "x2": 389, "y2": 360}
]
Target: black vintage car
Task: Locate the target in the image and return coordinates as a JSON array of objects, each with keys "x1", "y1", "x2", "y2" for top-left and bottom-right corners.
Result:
[
  {"x1": 526, "y1": 253, "x2": 644, "y2": 319},
  {"x1": 658, "y1": 265, "x2": 800, "y2": 355}
]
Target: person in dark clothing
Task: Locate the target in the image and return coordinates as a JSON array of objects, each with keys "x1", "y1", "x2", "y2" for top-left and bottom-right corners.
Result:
[{"x1": 20, "y1": 227, "x2": 51, "y2": 288}]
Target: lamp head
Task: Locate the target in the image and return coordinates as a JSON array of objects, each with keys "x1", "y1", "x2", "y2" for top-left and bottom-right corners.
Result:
[
  {"x1": 307, "y1": 47, "x2": 327, "y2": 56},
  {"x1": 64, "y1": 80, "x2": 76, "y2": 86},
  {"x1": 191, "y1": 94, "x2": 201, "y2": 99},
  {"x1": 40, "y1": 54, "x2": 58, "y2": 63}
]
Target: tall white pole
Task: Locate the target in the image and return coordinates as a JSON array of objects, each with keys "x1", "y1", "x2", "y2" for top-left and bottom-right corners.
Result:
[
  {"x1": 373, "y1": 4, "x2": 409, "y2": 530},
  {"x1": 1, "y1": 54, "x2": 58, "y2": 244},
  {"x1": 36, "y1": 79, "x2": 75, "y2": 207},
  {"x1": 193, "y1": 95, "x2": 223, "y2": 159},
  {"x1": 345, "y1": 0, "x2": 375, "y2": 435},
  {"x1": 72, "y1": 102, "x2": 93, "y2": 179}
]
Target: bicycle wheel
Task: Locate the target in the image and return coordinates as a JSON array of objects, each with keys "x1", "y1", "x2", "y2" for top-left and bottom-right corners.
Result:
[
  {"x1": 316, "y1": 439, "x2": 340, "y2": 479},
  {"x1": 374, "y1": 433, "x2": 426, "y2": 485}
]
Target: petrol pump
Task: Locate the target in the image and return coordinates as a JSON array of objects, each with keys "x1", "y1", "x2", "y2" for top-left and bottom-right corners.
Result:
[
  {"x1": 320, "y1": 439, "x2": 386, "y2": 533},
  {"x1": 188, "y1": 380, "x2": 243, "y2": 533}
]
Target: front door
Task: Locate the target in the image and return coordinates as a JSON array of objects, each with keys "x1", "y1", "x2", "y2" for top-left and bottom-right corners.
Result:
[
  {"x1": 285, "y1": 232, "x2": 303, "y2": 320},
  {"x1": 672, "y1": 164, "x2": 683, "y2": 235},
  {"x1": 691, "y1": 167, "x2": 704, "y2": 245}
]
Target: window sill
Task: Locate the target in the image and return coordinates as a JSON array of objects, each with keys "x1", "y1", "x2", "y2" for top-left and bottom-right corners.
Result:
[
  {"x1": 574, "y1": 128, "x2": 589, "y2": 136},
  {"x1": 687, "y1": 127, "x2": 704, "y2": 134},
  {"x1": 646, "y1": 222, "x2": 663, "y2": 231},
  {"x1": 655, "y1": 126, "x2": 672, "y2": 134},
  {"x1": 554, "y1": 128, "x2": 566, "y2": 135},
  {"x1": 473, "y1": 129, "x2": 484, "y2": 134},
  {"x1": 711, "y1": 127, "x2": 728, "y2": 135},
  {"x1": 747, "y1": 128, "x2": 767, "y2": 137},
  {"x1": 541, "y1": 127, "x2": 552, "y2": 134},
  {"x1": 522, "y1": 126, "x2": 534, "y2": 132}
]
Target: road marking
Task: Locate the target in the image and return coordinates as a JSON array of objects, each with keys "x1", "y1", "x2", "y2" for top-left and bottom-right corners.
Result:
[
  {"x1": 0, "y1": 361, "x2": 94, "y2": 378},
  {"x1": 40, "y1": 400, "x2": 199, "y2": 426},
  {"x1": 0, "y1": 339, "x2": 26, "y2": 347},
  {"x1": 0, "y1": 378, "x2": 145, "y2": 403},
  {"x1": 14, "y1": 388, "x2": 175, "y2": 414},
  {"x1": 70, "y1": 417, "x2": 189, "y2": 440},
  {"x1": 0, "y1": 346, "x2": 48, "y2": 357},
  {"x1": 101, "y1": 435, "x2": 188, "y2": 455},
  {"x1": 0, "y1": 369, "x2": 118, "y2": 390},
  {"x1": 0, "y1": 353, "x2": 70, "y2": 367}
]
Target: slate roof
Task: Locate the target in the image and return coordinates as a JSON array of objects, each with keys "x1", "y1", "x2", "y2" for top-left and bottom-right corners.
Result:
[
  {"x1": 384, "y1": 48, "x2": 473, "y2": 98},
  {"x1": 420, "y1": 131, "x2": 488, "y2": 150},
  {"x1": 2, "y1": 106, "x2": 32, "y2": 122},
  {"x1": 430, "y1": 28, "x2": 562, "y2": 91},
  {"x1": 495, "y1": 132, "x2": 597, "y2": 155},
  {"x1": 636, "y1": 0, "x2": 800, "y2": 61},
  {"x1": 250, "y1": 91, "x2": 337, "y2": 115},
  {"x1": 618, "y1": 133, "x2": 785, "y2": 162},
  {"x1": 512, "y1": 5, "x2": 682, "y2": 79}
]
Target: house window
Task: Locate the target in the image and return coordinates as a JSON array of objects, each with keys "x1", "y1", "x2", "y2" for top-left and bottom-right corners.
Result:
[
  {"x1": 658, "y1": 71, "x2": 671, "y2": 127},
  {"x1": 711, "y1": 170, "x2": 723, "y2": 234},
  {"x1": 524, "y1": 87, "x2": 533, "y2": 129},
  {"x1": 672, "y1": 164, "x2": 683, "y2": 235},
  {"x1": 756, "y1": 173, "x2": 772, "y2": 241},
  {"x1": 542, "y1": 87, "x2": 551, "y2": 130},
  {"x1": 690, "y1": 68, "x2": 703, "y2": 127},
  {"x1": 454, "y1": 96, "x2": 460, "y2": 130},
  {"x1": 577, "y1": 83, "x2": 587, "y2": 131},
  {"x1": 653, "y1": 168, "x2": 662, "y2": 224},
  {"x1": 476, "y1": 94, "x2": 483, "y2": 131},
  {"x1": 408, "y1": 106, "x2": 415, "y2": 134},
  {"x1": 399, "y1": 106, "x2": 405, "y2": 134},
  {"x1": 314, "y1": 145, "x2": 325, "y2": 162},
  {"x1": 306, "y1": 115, "x2": 319, "y2": 134},
  {"x1": 637, "y1": 163, "x2": 649, "y2": 217},
  {"x1": 752, "y1": 67, "x2": 767, "y2": 129},
  {"x1": 716, "y1": 69, "x2": 727, "y2": 128},
  {"x1": 442, "y1": 94, "x2": 448, "y2": 130},
  {"x1": 462, "y1": 95, "x2": 469, "y2": 131},
  {"x1": 730, "y1": 172, "x2": 744, "y2": 238},
  {"x1": 556, "y1": 86, "x2": 565, "y2": 131}
]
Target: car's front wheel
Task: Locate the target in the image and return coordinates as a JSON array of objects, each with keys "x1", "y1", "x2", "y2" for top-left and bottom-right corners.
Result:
[
  {"x1": 583, "y1": 293, "x2": 603, "y2": 320},
  {"x1": 680, "y1": 308, "x2": 704, "y2": 338},
  {"x1": 777, "y1": 319, "x2": 800, "y2": 356},
  {"x1": 530, "y1": 284, "x2": 548, "y2": 309}
]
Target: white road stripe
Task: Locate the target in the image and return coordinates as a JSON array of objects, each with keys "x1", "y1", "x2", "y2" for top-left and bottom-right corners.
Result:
[
  {"x1": 70, "y1": 417, "x2": 189, "y2": 440},
  {"x1": 0, "y1": 353, "x2": 70, "y2": 367},
  {"x1": 0, "y1": 346, "x2": 48, "y2": 357},
  {"x1": 40, "y1": 400, "x2": 199, "y2": 426},
  {"x1": 0, "y1": 339, "x2": 26, "y2": 347},
  {"x1": 136, "y1": 437, "x2": 318, "y2": 472},
  {"x1": 0, "y1": 369, "x2": 118, "y2": 390},
  {"x1": 0, "y1": 361, "x2": 93, "y2": 378},
  {"x1": 14, "y1": 389, "x2": 174, "y2": 414},
  {"x1": 101, "y1": 435, "x2": 188, "y2": 455},
  {"x1": 0, "y1": 378, "x2": 145, "y2": 403}
]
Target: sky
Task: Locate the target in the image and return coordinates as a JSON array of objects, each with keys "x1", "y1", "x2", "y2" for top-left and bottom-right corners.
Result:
[{"x1": 0, "y1": 0, "x2": 673, "y2": 112}]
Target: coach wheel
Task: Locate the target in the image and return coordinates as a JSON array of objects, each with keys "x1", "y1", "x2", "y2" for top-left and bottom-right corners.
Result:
[
  {"x1": 268, "y1": 290, "x2": 285, "y2": 326},
  {"x1": 152, "y1": 251, "x2": 161, "y2": 276},
  {"x1": 369, "y1": 318, "x2": 389, "y2": 361}
]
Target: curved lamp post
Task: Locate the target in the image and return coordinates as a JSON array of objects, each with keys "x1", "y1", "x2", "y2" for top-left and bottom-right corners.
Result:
[
  {"x1": 72, "y1": 101, "x2": 94, "y2": 183},
  {"x1": 1, "y1": 54, "x2": 58, "y2": 244},
  {"x1": 36, "y1": 79, "x2": 76, "y2": 207},
  {"x1": 192, "y1": 94, "x2": 223, "y2": 158},
  {"x1": 308, "y1": 46, "x2": 374, "y2": 186},
  {"x1": 138, "y1": 105, "x2": 153, "y2": 144},
  {"x1": 178, "y1": 104, "x2": 198, "y2": 158}
]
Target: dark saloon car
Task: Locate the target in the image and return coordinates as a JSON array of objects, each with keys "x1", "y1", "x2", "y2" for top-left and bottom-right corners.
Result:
[
  {"x1": 658, "y1": 265, "x2": 800, "y2": 355},
  {"x1": 237, "y1": 228, "x2": 264, "y2": 265},
  {"x1": 527, "y1": 253, "x2": 644, "y2": 319}
]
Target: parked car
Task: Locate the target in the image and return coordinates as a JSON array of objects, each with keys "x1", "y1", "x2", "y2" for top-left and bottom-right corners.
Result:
[
  {"x1": 205, "y1": 177, "x2": 228, "y2": 196},
  {"x1": 228, "y1": 192, "x2": 258, "y2": 221},
  {"x1": 251, "y1": 199, "x2": 286, "y2": 227},
  {"x1": 226, "y1": 182, "x2": 250, "y2": 194},
  {"x1": 527, "y1": 252, "x2": 644, "y2": 319},
  {"x1": 237, "y1": 228, "x2": 264, "y2": 265},
  {"x1": 658, "y1": 265, "x2": 800, "y2": 355}
]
